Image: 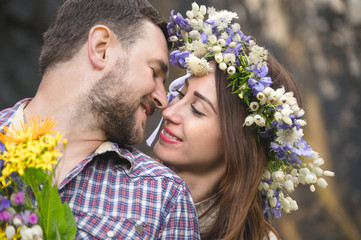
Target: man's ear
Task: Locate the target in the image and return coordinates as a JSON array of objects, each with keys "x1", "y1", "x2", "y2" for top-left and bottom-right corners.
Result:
[{"x1": 88, "y1": 25, "x2": 113, "y2": 70}]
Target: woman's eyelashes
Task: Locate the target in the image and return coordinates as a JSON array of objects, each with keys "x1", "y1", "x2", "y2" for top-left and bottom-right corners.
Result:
[{"x1": 175, "y1": 89, "x2": 205, "y2": 117}]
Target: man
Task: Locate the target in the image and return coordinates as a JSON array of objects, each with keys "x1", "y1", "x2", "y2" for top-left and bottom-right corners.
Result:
[{"x1": 0, "y1": 0, "x2": 200, "y2": 238}]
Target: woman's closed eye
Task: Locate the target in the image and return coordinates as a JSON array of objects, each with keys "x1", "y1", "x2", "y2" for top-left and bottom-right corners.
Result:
[{"x1": 176, "y1": 89, "x2": 205, "y2": 117}]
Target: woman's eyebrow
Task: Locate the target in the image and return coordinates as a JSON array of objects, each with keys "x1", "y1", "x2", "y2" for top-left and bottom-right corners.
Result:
[{"x1": 194, "y1": 91, "x2": 217, "y2": 114}]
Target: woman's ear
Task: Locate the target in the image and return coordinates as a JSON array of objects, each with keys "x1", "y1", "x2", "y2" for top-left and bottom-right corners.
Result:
[{"x1": 88, "y1": 25, "x2": 113, "y2": 70}]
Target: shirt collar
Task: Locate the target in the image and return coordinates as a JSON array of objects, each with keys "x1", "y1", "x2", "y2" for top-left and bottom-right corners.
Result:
[{"x1": 6, "y1": 99, "x2": 135, "y2": 172}]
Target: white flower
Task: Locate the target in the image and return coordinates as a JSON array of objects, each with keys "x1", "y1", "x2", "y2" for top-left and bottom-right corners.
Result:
[
  {"x1": 256, "y1": 92, "x2": 265, "y2": 101},
  {"x1": 296, "y1": 119, "x2": 307, "y2": 126},
  {"x1": 185, "y1": 55, "x2": 211, "y2": 76},
  {"x1": 189, "y1": 30, "x2": 201, "y2": 40},
  {"x1": 200, "y1": 5, "x2": 207, "y2": 15},
  {"x1": 223, "y1": 53, "x2": 236, "y2": 64},
  {"x1": 5, "y1": 225, "x2": 16, "y2": 239},
  {"x1": 207, "y1": 7, "x2": 216, "y2": 16},
  {"x1": 260, "y1": 98, "x2": 267, "y2": 105},
  {"x1": 276, "y1": 127, "x2": 304, "y2": 145},
  {"x1": 234, "y1": 33, "x2": 241, "y2": 42},
  {"x1": 281, "y1": 198, "x2": 291, "y2": 212},
  {"x1": 13, "y1": 216, "x2": 22, "y2": 226},
  {"x1": 281, "y1": 106, "x2": 293, "y2": 117},
  {"x1": 217, "y1": 39, "x2": 226, "y2": 47},
  {"x1": 284, "y1": 180, "x2": 295, "y2": 193},
  {"x1": 305, "y1": 173, "x2": 317, "y2": 184},
  {"x1": 186, "y1": 10, "x2": 194, "y2": 19},
  {"x1": 270, "y1": 197, "x2": 277, "y2": 207},
  {"x1": 300, "y1": 167, "x2": 311, "y2": 176},
  {"x1": 323, "y1": 170, "x2": 335, "y2": 177},
  {"x1": 249, "y1": 40, "x2": 256, "y2": 47},
  {"x1": 213, "y1": 46, "x2": 222, "y2": 53},
  {"x1": 250, "y1": 102, "x2": 259, "y2": 111},
  {"x1": 317, "y1": 178, "x2": 328, "y2": 188},
  {"x1": 208, "y1": 10, "x2": 238, "y2": 23},
  {"x1": 263, "y1": 170, "x2": 271, "y2": 180},
  {"x1": 232, "y1": 23, "x2": 241, "y2": 31},
  {"x1": 190, "y1": 40, "x2": 208, "y2": 58},
  {"x1": 203, "y1": 25, "x2": 213, "y2": 35},
  {"x1": 244, "y1": 115, "x2": 254, "y2": 126},
  {"x1": 312, "y1": 166, "x2": 323, "y2": 176},
  {"x1": 227, "y1": 66, "x2": 236, "y2": 75},
  {"x1": 263, "y1": 87, "x2": 274, "y2": 96},
  {"x1": 254, "y1": 114, "x2": 265, "y2": 127},
  {"x1": 20, "y1": 226, "x2": 33, "y2": 240},
  {"x1": 313, "y1": 158, "x2": 325, "y2": 166},
  {"x1": 215, "y1": 53, "x2": 223, "y2": 63},
  {"x1": 216, "y1": 20, "x2": 229, "y2": 31},
  {"x1": 31, "y1": 225, "x2": 43, "y2": 239},
  {"x1": 310, "y1": 184, "x2": 316, "y2": 192},
  {"x1": 192, "y1": 2, "x2": 199, "y2": 11},
  {"x1": 273, "y1": 170, "x2": 285, "y2": 182},
  {"x1": 262, "y1": 182, "x2": 270, "y2": 191},
  {"x1": 274, "y1": 111, "x2": 283, "y2": 122},
  {"x1": 169, "y1": 36, "x2": 178, "y2": 42},
  {"x1": 229, "y1": 42, "x2": 236, "y2": 48},
  {"x1": 267, "y1": 189, "x2": 274, "y2": 198},
  {"x1": 248, "y1": 45, "x2": 268, "y2": 69},
  {"x1": 189, "y1": 19, "x2": 202, "y2": 30},
  {"x1": 220, "y1": 32, "x2": 229, "y2": 40},
  {"x1": 278, "y1": 96, "x2": 288, "y2": 105},
  {"x1": 208, "y1": 35, "x2": 217, "y2": 44},
  {"x1": 290, "y1": 198, "x2": 298, "y2": 211},
  {"x1": 219, "y1": 62, "x2": 227, "y2": 70}
]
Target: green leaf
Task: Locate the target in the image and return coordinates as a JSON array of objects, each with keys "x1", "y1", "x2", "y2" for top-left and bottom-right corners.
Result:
[
  {"x1": 62, "y1": 202, "x2": 77, "y2": 240},
  {"x1": 22, "y1": 168, "x2": 48, "y2": 187}
]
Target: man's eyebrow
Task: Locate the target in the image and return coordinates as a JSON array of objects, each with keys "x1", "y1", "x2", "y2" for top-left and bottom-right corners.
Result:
[{"x1": 194, "y1": 91, "x2": 217, "y2": 114}]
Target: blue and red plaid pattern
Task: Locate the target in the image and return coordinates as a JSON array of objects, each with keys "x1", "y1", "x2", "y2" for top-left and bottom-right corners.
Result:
[{"x1": 0, "y1": 99, "x2": 200, "y2": 239}]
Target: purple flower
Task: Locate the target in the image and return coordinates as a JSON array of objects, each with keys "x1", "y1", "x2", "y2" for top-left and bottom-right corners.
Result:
[
  {"x1": 0, "y1": 141, "x2": 5, "y2": 154},
  {"x1": 28, "y1": 212, "x2": 38, "y2": 224},
  {"x1": 248, "y1": 73, "x2": 272, "y2": 96},
  {"x1": 21, "y1": 210, "x2": 31, "y2": 224},
  {"x1": 0, "y1": 210, "x2": 12, "y2": 221},
  {"x1": 170, "y1": 10, "x2": 193, "y2": 31},
  {"x1": 0, "y1": 196, "x2": 11, "y2": 212},
  {"x1": 13, "y1": 192, "x2": 25, "y2": 205},
  {"x1": 169, "y1": 50, "x2": 190, "y2": 68}
]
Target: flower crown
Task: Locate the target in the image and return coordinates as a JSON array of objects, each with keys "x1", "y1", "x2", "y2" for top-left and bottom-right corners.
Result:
[{"x1": 166, "y1": 2, "x2": 334, "y2": 219}]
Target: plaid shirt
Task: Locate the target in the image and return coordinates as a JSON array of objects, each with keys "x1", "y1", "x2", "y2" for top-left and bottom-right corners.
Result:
[{"x1": 0, "y1": 99, "x2": 200, "y2": 239}]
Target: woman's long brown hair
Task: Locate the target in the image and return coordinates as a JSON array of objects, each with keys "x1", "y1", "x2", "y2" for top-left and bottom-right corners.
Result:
[{"x1": 200, "y1": 53, "x2": 301, "y2": 240}]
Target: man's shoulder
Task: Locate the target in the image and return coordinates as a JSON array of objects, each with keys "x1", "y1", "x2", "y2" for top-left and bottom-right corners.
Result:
[
  {"x1": 0, "y1": 99, "x2": 30, "y2": 127},
  {"x1": 125, "y1": 146, "x2": 184, "y2": 183}
]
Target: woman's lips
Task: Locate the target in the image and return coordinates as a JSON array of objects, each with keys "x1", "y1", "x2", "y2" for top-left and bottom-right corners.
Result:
[{"x1": 160, "y1": 126, "x2": 182, "y2": 143}]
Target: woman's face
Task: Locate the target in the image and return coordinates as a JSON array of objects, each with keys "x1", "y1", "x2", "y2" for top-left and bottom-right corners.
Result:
[{"x1": 153, "y1": 64, "x2": 225, "y2": 173}]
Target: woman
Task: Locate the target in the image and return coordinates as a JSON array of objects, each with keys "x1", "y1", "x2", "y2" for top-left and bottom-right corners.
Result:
[{"x1": 152, "y1": 3, "x2": 334, "y2": 239}]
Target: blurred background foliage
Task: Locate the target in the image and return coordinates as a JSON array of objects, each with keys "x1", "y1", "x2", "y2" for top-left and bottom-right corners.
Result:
[{"x1": 1, "y1": 0, "x2": 360, "y2": 239}]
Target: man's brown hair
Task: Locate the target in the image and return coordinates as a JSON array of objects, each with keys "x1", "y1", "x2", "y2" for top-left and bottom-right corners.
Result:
[{"x1": 39, "y1": 0, "x2": 168, "y2": 74}]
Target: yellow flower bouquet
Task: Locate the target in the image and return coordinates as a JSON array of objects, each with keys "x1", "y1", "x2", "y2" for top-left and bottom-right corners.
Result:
[{"x1": 0, "y1": 116, "x2": 76, "y2": 240}]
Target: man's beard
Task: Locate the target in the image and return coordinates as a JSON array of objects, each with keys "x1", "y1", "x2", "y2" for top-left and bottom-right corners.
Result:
[{"x1": 83, "y1": 60, "x2": 146, "y2": 146}]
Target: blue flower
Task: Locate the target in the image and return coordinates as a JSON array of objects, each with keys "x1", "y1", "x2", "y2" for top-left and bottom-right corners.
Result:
[
  {"x1": 0, "y1": 141, "x2": 5, "y2": 154},
  {"x1": 169, "y1": 50, "x2": 190, "y2": 68},
  {"x1": 248, "y1": 76, "x2": 272, "y2": 96},
  {"x1": 170, "y1": 10, "x2": 193, "y2": 31},
  {"x1": 0, "y1": 195, "x2": 11, "y2": 212}
]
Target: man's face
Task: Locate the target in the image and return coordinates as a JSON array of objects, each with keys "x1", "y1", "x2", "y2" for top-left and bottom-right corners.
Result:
[{"x1": 87, "y1": 21, "x2": 169, "y2": 146}]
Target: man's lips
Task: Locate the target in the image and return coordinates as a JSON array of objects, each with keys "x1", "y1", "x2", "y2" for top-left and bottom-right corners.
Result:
[
  {"x1": 160, "y1": 126, "x2": 182, "y2": 143},
  {"x1": 141, "y1": 103, "x2": 151, "y2": 116}
]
